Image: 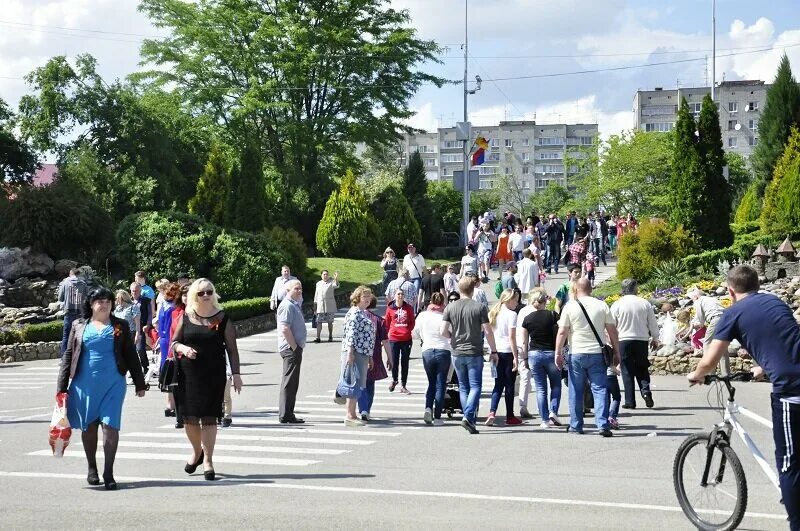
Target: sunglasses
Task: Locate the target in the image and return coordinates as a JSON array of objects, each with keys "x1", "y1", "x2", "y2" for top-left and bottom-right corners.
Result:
[{"x1": 198, "y1": 289, "x2": 214, "y2": 297}]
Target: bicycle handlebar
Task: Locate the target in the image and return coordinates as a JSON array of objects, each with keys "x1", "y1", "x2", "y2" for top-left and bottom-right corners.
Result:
[{"x1": 703, "y1": 371, "x2": 754, "y2": 385}]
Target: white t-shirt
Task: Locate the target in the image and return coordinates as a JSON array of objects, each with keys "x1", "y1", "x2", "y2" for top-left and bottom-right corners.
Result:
[
  {"x1": 558, "y1": 296, "x2": 616, "y2": 354},
  {"x1": 412, "y1": 310, "x2": 451, "y2": 352},
  {"x1": 403, "y1": 253, "x2": 426, "y2": 279},
  {"x1": 515, "y1": 304, "x2": 535, "y2": 356},
  {"x1": 493, "y1": 306, "x2": 517, "y2": 353},
  {"x1": 461, "y1": 255, "x2": 478, "y2": 275},
  {"x1": 509, "y1": 232, "x2": 525, "y2": 252}
]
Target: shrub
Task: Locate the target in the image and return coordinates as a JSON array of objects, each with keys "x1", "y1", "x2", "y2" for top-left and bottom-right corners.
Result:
[
  {"x1": 733, "y1": 182, "x2": 760, "y2": 224},
  {"x1": 371, "y1": 186, "x2": 422, "y2": 257},
  {"x1": 681, "y1": 248, "x2": 739, "y2": 274},
  {"x1": 264, "y1": 226, "x2": 308, "y2": 276},
  {"x1": 116, "y1": 211, "x2": 218, "y2": 280},
  {"x1": 730, "y1": 220, "x2": 761, "y2": 236},
  {"x1": 616, "y1": 219, "x2": 694, "y2": 282},
  {"x1": 0, "y1": 182, "x2": 113, "y2": 262},
  {"x1": 730, "y1": 231, "x2": 780, "y2": 259},
  {"x1": 643, "y1": 259, "x2": 690, "y2": 291},
  {"x1": 316, "y1": 170, "x2": 373, "y2": 257},
  {"x1": 221, "y1": 297, "x2": 270, "y2": 321},
  {"x1": 210, "y1": 230, "x2": 289, "y2": 300},
  {"x1": 0, "y1": 328, "x2": 22, "y2": 345},
  {"x1": 19, "y1": 321, "x2": 64, "y2": 343},
  {"x1": 761, "y1": 126, "x2": 800, "y2": 237}
]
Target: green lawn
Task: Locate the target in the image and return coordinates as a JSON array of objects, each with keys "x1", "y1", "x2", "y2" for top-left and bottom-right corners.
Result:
[
  {"x1": 592, "y1": 277, "x2": 621, "y2": 299},
  {"x1": 306, "y1": 257, "x2": 384, "y2": 293}
]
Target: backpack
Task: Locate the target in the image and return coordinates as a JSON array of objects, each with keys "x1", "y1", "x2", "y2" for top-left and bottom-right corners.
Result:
[{"x1": 494, "y1": 279, "x2": 503, "y2": 298}]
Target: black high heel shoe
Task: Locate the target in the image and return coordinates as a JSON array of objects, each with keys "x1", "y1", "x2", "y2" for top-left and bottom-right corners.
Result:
[
  {"x1": 102, "y1": 474, "x2": 117, "y2": 490},
  {"x1": 87, "y1": 469, "x2": 100, "y2": 486},
  {"x1": 184, "y1": 450, "x2": 204, "y2": 474},
  {"x1": 203, "y1": 467, "x2": 215, "y2": 481}
]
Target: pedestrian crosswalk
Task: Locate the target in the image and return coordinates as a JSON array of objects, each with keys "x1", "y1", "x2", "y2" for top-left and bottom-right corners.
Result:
[{"x1": 0, "y1": 365, "x2": 59, "y2": 394}]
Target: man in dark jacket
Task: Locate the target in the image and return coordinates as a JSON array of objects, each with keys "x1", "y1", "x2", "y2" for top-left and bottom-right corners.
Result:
[{"x1": 545, "y1": 215, "x2": 566, "y2": 274}]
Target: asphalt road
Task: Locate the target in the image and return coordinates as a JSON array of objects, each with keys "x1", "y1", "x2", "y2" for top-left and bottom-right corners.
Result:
[{"x1": 0, "y1": 263, "x2": 789, "y2": 530}]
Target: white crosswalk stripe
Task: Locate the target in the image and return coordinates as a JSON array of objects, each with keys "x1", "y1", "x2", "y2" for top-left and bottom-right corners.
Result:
[{"x1": 28, "y1": 449, "x2": 319, "y2": 467}]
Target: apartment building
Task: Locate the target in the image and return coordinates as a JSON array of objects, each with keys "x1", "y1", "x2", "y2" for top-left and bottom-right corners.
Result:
[
  {"x1": 633, "y1": 80, "x2": 769, "y2": 158},
  {"x1": 400, "y1": 121, "x2": 598, "y2": 201}
]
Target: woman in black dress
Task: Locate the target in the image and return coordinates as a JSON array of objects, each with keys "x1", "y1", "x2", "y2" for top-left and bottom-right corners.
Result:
[{"x1": 170, "y1": 278, "x2": 242, "y2": 480}]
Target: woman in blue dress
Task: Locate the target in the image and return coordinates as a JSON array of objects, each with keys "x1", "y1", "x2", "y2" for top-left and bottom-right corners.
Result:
[{"x1": 57, "y1": 287, "x2": 146, "y2": 490}]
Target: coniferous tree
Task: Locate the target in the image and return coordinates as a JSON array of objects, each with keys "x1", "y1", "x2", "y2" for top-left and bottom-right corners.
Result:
[
  {"x1": 668, "y1": 98, "x2": 706, "y2": 237},
  {"x1": 751, "y1": 54, "x2": 800, "y2": 196},
  {"x1": 402, "y1": 151, "x2": 440, "y2": 251},
  {"x1": 316, "y1": 169, "x2": 374, "y2": 257},
  {"x1": 696, "y1": 93, "x2": 733, "y2": 247},
  {"x1": 188, "y1": 143, "x2": 230, "y2": 226},
  {"x1": 760, "y1": 126, "x2": 800, "y2": 236},
  {"x1": 372, "y1": 186, "x2": 422, "y2": 256},
  {"x1": 232, "y1": 139, "x2": 267, "y2": 232}
]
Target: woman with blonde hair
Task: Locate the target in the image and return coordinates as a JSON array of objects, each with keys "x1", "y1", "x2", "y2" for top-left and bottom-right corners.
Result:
[
  {"x1": 340, "y1": 285, "x2": 376, "y2": 426},
  {"x1": 113, "y1": 289, "x2": 140, "y2": 346},
  {"x1": 380, "y1": 248, "x2": 399, "y2": 294},
  {"x1": 486, "y1": 288, "x2": 522, "y2": 426},
  {"x1": 171, "y1": 278, "x2": 242, "y2": 480}
]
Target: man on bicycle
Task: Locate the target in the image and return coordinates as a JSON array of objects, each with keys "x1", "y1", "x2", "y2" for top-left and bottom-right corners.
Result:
[{"x1": 687, "y1": 265, "x2": 800, "y2": 529}]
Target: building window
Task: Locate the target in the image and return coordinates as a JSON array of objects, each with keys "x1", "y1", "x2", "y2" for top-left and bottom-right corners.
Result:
[
  {"x1": 417, "y1": 145, "x2": 436, "y2": 154},
  {"x1": 580, "y1": 136, "x2": 594, "y2": 145},
  {"x1": 748, "y1": 137, "x2": 758, "y2": 147},
  {"x1": 479, "y1": 166, "x2": 497, "y2": 176},
  {"x1": 487, "y1": 152, "x2": 500, "y2": 162},
  {"x1": 689, "y1": 102, "x2": 702, "y2": 117},
  {"x1": 728, "y1": 102, "x2": 738, "y2": 114},
  {"x1": 442, "y1": 168, "x2": 448, "y2": 176},
  {"x1": 522, "y1": 166, "x2": 530, "y2": 174},
  {"x1": 748, "y1": 119, "x2": 758, "y2": 133},
  {"x1": 728, "y1": 120, "x2": 738, "y2": 131},
  {"x1": 504, "y1": 139, "x2": 513, "y2": 148},
  {"x1": 538, "y1": 137, "x2": 564, "y2": 146},
  {"x1": 522, "y1": 138, "x2": 530, "y2": 147},
  {"x1": 747, "y1": 101, "x2": 758, "y2": 112},
  {"x1": 505, "y1": 167, "x2": 511, "y2": 175},
  {"x1": 441, "y1": 140, "x2": 463, "y2": 149},
  {"x1": 644, "y1": 122, "x2": 673, "y2": 132},
  {"x1": 522, "y1": 152, "x2": 530, "y2": 162},
  {"x1": 441, "y1": 154, "x2": 461, "y2": 163},
  {"x1": 524, "y1": 181, "x2": 531, "y2": 189},
  {"x1": 423, "y1": 158, "x2": 437, "y2": 167},
  {"x1": 479, "y1": 179, "x2": 496, "y2": 190},
  {"x1": 728, "y1": 137, "x2": 738, "y2": 148},
  {"x1": 489, "y1": 138, "x2": 500, "y2": 148},
  {"x1": 535, "y1": 164, "x2": 564, "y2": 174}
]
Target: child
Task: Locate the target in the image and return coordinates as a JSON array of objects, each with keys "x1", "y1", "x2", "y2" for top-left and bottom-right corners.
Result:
[
  {"x1": 583, "y1": 251, "x2": 596, "y2": 287},
  {"x1": 606, "y1": 365, "x2": 622, "y2": 429},
  {"x1": 675, "y1": 309, "x2": 692, "y2": 343}
]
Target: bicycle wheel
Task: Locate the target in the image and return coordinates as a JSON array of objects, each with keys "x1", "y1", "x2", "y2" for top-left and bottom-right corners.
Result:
[{"x1": 673, "y1": 433, "x2": 748, "y2": 531}]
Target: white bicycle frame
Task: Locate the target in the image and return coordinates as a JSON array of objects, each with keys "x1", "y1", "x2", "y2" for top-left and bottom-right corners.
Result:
[{"x1": 718, "y1": 398, "x2": 780, "y2": 491}]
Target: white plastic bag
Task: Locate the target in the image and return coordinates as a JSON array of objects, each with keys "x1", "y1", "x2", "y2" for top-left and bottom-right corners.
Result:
[
  {"x1": 48, "y1": 393, "x2": 72, "y2": 457},
  {"x1": 659, "y1": 315, "x2": 677, "y2": 346}
]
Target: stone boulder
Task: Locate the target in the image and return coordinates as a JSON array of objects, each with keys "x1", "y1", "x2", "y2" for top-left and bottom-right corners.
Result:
[
  {"x1": 54, "y1": 259, "x2": 79, "y2": 278},
  {"x1": 0, "y1": 247, "x2": 54, "y2": 281}
]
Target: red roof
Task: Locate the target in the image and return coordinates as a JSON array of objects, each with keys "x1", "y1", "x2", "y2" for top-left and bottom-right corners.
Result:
[{"x1": 32, "y1": 164, "x2": 58, "y2": 186}]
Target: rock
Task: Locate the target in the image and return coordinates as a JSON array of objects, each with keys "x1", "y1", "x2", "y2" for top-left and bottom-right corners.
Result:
[
  {"x1": 0, "y1": 247, "x2": 54, "y2": 281},
  {"x1": 48, "y1": 302, "x2": 62, "y2": 312},
  {"x1": 3, "y1": 355, "x2": 14, "y2": 363},
  {"x1": 715, "y1": 287, "x2": 727, "y2": 295},
  {"x1": 54, "y1": 259, "x2": 78, "y2": 278}
]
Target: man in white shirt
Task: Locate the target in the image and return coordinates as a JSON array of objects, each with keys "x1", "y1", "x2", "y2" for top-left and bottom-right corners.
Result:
[
  {"x1": 270, "y1": 265, "x2": 297, "y2": 310},
  {"x1": 555, "y1": 278, "x2": 620, "y2": 436},
  {"x1": 514, "y1": 249, "x2": 539, "y2": 300},
  {"x1": 508, "y1": 224, "x2": 526, "y2": 262},
  {"x1": 687, "y1": 287, "x2": 727, "y2": 372},
  {"x1": 610, "y1": 279, "x2": 660, "y2": 409},
  {"x1": 402, "y1": 243, "x2": 426, "y2": 291}
]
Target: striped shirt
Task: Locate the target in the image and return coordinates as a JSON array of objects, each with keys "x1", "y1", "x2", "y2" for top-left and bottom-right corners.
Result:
[{"x1": 57, "y1": 276, "x2": 88, "y2": 312}]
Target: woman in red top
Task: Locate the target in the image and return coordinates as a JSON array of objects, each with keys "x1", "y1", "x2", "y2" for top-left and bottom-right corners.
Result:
[{"x1": 384, "y1": 289, "x2": 416, "y2": 394}]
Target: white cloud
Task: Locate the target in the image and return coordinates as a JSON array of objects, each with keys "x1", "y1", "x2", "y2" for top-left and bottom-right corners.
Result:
[
  {"x1": 403, "y1": 101, "x2": 439, "y2": 132},
  {"x1": 717, "y1": 19, "x2": 800, "y2": 83}
]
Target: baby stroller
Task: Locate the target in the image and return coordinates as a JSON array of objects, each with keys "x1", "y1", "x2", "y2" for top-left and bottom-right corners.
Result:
[{"x1": 444, "y1": 367, "x2": 463, "y2": 419}]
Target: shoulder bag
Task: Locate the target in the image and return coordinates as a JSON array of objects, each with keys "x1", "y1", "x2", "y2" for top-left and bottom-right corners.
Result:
[
  {"x1": 575, "y1": 299, "x2": 615, "y2": 368},
  {"x1": 336, "y1": 362, "x2": 361, "y2": 399}
]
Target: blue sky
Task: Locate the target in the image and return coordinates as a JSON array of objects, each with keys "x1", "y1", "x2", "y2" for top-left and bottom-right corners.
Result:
[{"x1": 1, "y1": 0, "x2": 799, "y2": 139}]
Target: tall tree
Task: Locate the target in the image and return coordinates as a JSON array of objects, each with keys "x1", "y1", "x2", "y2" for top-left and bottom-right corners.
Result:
[
  {"x1": 0, "y1": 98, "x2": 38, "y2": 191},
  {"x1": 402, "y1": 151, "x2": 439, "y2": 251},
  {"x1": 696, "y1": 93, "x2": 733, "y2": 247},
  {"x1": 372, "y1": 186, "x2": 421, "y2": 256},
  {"x1": 760, "y1": 126, "x2": 800, "y2": 236},
  {"x1": 724, "y1": 152, "x2": 753, "y2": 207},
  {"x1": 233, "y1": 139, "x2": 267, "y2": 232},
  {"x1": 138, "y1": 0, "x2": 444, "y2": 242},
  {"x1": 668, "y1": 98, "x2": 706, "y2": 237},
  {"x1": 316, "y1": 169, "x2": 373, "y2": 257},
  {"x1": 189, "y1": 143, "x2": 230, "y2": 226},
  {"x1": 527, "y1": 182, "x2": 571, "y2": 217},
  {"x1": 751, "y1": 53, "x2": 800, "y2": 196}
]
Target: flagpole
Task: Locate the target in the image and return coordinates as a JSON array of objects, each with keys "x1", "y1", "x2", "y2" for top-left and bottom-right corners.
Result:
[{"x1": 461, "y1": 0, "x2": 470, "y2": 245}]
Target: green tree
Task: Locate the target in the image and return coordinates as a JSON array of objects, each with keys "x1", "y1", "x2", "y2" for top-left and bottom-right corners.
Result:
[
  {"x1": 696, "y1": 93, "x2": 733, "y2": 248},
  {"x1": 760, "y1": 126, "x2": 800, "y2": 236},
  {"x1": 137, "y1": 0, "x2": 444, "y2": 243},
  {"x1": 527, "y1": 182, "x2": 571, "y2": 216},
  {"x1": 232, "y1": 139, "x2": 267, "y2": 232},
  {"x1": 188, "y1": 143, "x2": 230, "y2": 226},
  {"x1": 0, "y1": 98, "x2": 38, "y2": 190},
  {"x1": 426, "y1": 180, "x2": 462, "y2": 234},
  {"x1": 668, "y1": 98, "x2": 706, "y2": 240},
  {"x1": 372, "y1": 186, "x2": 422, "y2": 256},
  {"x1": 734, "y1": 182, "x2": 760, "y2": 224},
  {"x1": 403, "y1": 151, "x2": 439, "y2": 251},
  {"x1": 751, "y1": 54, "x2": 800, "y2": 196},
  {"x1": 725, "y1": 152, "x2": 753, "y2": 208},
  {"x1": 316, "y1": 169, "x2": 373, "y2": 257},
  {"x1": 495, "y1": 173, "x2": 528, "y2": 218}
]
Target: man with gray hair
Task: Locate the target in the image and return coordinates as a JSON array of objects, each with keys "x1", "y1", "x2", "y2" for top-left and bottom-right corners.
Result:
[
  {"x1": 277, "y1": 279, "x2": 306, "y2": 424},
  {"x1": 610, "y1": 279, "x2": 660, "y2": 409},
  {"x1": 687, "y1": 287, "x2": 726, "y2": 373}
]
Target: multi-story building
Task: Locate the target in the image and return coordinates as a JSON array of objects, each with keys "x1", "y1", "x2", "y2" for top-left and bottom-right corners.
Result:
[
  {"x1": 633, "y1": 80, "x2": 769, "y2": 158},
  {"x1": 400, "y1": 121, "x2": 598, "y2": 201}
]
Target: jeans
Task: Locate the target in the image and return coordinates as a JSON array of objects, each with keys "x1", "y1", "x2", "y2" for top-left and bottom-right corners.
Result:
[
  {"x1": 390, "y1": 340, "x2": 412, "y2": 386},
  {"x1": 529, "y1": 350, "x2": 562, "y2": 420},
  {"x1": 546, "y1": 243, "x2": 561, "y2": 273},
  {"x1": 422, "y1": 349, "x2": 451, "y2": 419},
  {"x1": 608, "y1": 234, "x2": 617, "y2": 252},
  {"x1": 489, "y1": 352, "x2": 516, "y2": 416},
  {"x1": 61, "y1": 310, "x2": 80, "y2": 356},
  {"x1": 357, "y1": 380, "x2": 375, "y2": 414},
  {"x1": 566, "y1": 353, "x2": 609, "y2": 432},
  {"x1": 453, "y1": 355, "x2": 483, "y2": 424},
  {"x1": 771, "y1": 394, "x2": 800, "y2": 530},
  {"x1": 619, "y1": 340, "x2": 652, "y2": 407},
  {"x1": 410, "y1": 278, "x2": 422, "y2": 291},
  {"x1": 606, "y1": 373, "x2": 621, "y2": 420}
]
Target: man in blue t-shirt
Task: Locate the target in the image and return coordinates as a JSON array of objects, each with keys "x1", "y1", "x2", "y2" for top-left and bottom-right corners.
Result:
[{"x1": 688, "y1": 265, "x2": 800, "y2": 528}]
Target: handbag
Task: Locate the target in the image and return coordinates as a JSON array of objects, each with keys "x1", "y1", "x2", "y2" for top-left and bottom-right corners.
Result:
[
  {"x1": 48, "y1": 392, "x2": 72, "y2": 457},
  {"x1": 576, "y1": 300, "x2": 615, "y2": 368},
  {"x1": 158, "y1": 355, "x2": 179, "y2": 393},
  {"x1": 335, "y1": 361, "x2": 361, "y2": 399}
]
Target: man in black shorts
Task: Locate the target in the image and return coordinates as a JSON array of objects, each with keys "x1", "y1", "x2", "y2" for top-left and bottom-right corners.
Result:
[{"x1": 688, "y1": 265, "x2": 800, "y2": 529}]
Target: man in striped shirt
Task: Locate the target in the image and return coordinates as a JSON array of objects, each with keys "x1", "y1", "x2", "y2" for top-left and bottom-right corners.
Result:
[{"x1": 57, "y1": 268, "x2": 88, "y2": 356}]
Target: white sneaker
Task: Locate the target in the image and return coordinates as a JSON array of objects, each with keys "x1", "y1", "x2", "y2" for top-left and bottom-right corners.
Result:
[
  {"x1": 433, "y1": 419, "x2": 445, "y2": 426},
  {"x1": 423, "y1": 408, "x2": 433, "y2": 425},
  {"x1": 344, "y1": 418, "x2": 364, "y2": 427},
  {"x1": 360, "y1": 412, "x2": 369, "y2": 422},
  {"x1": 539, "y1": 421, "x2": 551, "y2": 429}
]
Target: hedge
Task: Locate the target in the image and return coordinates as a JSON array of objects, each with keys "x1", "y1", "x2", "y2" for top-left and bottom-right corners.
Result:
[
  {"x1": 730, "y1": 221, "x2": 761, "y2": 237},
  {"x1": 681, "y1": 248, "x2": 739, "y2": 273},
  {"x1": 0, "y1": 320, "x2": 64, "y2": 345},
  {"x1": 221, "y1": 297, "x2": 271, "y2": 321}
]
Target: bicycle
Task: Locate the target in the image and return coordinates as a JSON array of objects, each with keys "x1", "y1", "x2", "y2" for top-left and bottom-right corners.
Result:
[{"x1": 673, "y1": 371, "x2": 781, "y2": 530}]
